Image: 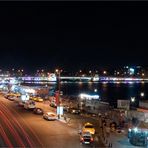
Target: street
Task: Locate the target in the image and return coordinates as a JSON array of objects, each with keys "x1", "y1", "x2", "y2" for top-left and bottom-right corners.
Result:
[{"x1": 0, "y1": 95, "x2": 104, "y2": 148}]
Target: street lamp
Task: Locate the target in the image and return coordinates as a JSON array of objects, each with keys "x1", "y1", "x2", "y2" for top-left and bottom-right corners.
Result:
[
  {"x1": 131, "y1": 97, "x2": 135, "y2": 103},
  {"x1": 103, "y1": 71, "x2": 107, "y2": 75},
  {"x1": 55, "y1": 69, "x2": 61, "y2": 91},
  {"x1": 55, "y1": 69, "x2": 61, "y2": 119},
  {"x1": 94, "y1": 89, "x2": 98, "y2": 92},
  {"x1": 140, "y1": 92, "x2": 144, "y2": 97}
]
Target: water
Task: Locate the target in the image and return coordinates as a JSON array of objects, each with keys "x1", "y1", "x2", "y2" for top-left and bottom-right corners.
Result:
[
  {"x1": 23, "y1": 82, "x2": 148, "y2": 106},
  {"x1": 59, "y1": 82, "x2": 148, "y2": 106}
]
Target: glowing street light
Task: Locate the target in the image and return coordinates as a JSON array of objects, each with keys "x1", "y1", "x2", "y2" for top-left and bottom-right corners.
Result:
[
  {"x1": 140, "y1": 92, "x2": 144, "y2": 97},
  {"x1": 103, "y1": 71, "x2": 107, "y2": 74},
  {"x1": 55, "y1": 69, "x2": 59, "y2": 73},
  {"x1": 131, "y1": 97, "x2": 135, "y2": 102},
  {"x1": 94, "y1": 89, "x2": 98, "y2": 92}
]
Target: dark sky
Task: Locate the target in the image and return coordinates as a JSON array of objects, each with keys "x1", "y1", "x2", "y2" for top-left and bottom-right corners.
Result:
[{"x1": 0, "y1": 2, "x2": 147, "y2": 71}]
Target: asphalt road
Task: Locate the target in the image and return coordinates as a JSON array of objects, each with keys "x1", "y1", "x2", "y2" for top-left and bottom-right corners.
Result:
[{"x1": 0, "y1": 95, "x2": 105, "y2": 148}]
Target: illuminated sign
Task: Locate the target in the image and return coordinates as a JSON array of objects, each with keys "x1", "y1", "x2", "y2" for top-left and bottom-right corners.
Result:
[
  {"x1": 79, "y1": 93, "x2": 99, "y2": 100},
  {"x1": 57, "y1": 106, "x2": 63, "y2": 115}
]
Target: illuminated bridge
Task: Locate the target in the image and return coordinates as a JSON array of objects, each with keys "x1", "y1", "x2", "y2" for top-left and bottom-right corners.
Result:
[
  {"x1": 19, "y1": 76, "x2": 148, "y2": 82},
  {"x1": 0, "y1": 75, "x2": 148, "y2": 84}
]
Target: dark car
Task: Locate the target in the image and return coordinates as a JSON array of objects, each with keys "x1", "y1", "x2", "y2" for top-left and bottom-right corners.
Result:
[
  {"x1": 63, "y1": 105, "x2": 70, "y2": 112},
  {"x1": 33, "y1": 108, "x2": 44, "y2": 115},
  {"x1": 70, "y1": 108, "x2": 81, "y2": 114}
]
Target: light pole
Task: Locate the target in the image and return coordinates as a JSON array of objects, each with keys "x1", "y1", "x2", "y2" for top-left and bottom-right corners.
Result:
[
  {"x1": 130, "y1": 97, "x2": 136, "y2": 110},
  {"x1": 55, "y1": 69, "x2": 61, "y2": 119}
]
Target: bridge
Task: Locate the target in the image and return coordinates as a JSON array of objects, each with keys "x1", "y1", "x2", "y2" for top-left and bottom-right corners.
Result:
[
  {"x1": 0, "y1": 75, "x2": 148, "y2": 85},
  {"x1": 17, "y1": 76, "x2": 148, "y2": 82}
]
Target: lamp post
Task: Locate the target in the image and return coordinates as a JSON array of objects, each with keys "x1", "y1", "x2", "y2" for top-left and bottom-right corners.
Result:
[
  {"x1": 130, "y1": 97, "x2": 136, "y2": 110},
  {"x1": 55, "y1": 69, "x2": 61, "y2": 119}
]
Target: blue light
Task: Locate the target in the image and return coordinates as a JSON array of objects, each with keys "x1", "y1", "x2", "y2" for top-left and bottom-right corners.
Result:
[{"x1": 133, "y1": 127, "x2": 138, "y2": 133}]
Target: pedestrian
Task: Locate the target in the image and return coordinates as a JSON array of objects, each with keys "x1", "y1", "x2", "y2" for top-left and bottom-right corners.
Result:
[{"x1": 106, "y1": 126, "x2": 110, "y2": 137}]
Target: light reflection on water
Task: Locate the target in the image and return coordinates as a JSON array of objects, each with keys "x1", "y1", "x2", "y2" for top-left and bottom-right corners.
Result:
[{"x1": 23, "y1": 82, "x2": 147, "y2": 106}]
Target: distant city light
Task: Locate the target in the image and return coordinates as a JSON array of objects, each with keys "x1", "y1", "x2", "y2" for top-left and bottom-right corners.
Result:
[
  {"x1": 129, "y1": 68, "x2": 135, "y2": 75},
  {"x1": 103, "y1": 71, "x2": 107, "y2": 74}
]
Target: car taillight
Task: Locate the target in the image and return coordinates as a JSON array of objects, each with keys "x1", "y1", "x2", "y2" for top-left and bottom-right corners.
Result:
[
  {"x1": 90, "y1": 138, "x2": 93, "y2": 142},
  {"x1": 81, "y1": 138, "x2": 84, "y2": 141}
]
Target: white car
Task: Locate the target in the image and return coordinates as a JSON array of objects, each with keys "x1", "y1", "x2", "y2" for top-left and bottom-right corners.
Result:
[
  {"x1": 24, "y1": 100, "x2": 36, "y2": 110},
  {"x1": 43, "y1": 112, "x2": 57, "y2": 121}
]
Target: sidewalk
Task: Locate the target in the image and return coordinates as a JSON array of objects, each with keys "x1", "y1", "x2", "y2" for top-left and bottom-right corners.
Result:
[
  {"x1": 98, "y1": 116, "x2": 146, "y2": 148},
  {"x1": 107, "y1": 132, "x2": 145, "y2": 148},
  {"x1": 35, "y1": 101, "x2": 67, "y2": 124}
]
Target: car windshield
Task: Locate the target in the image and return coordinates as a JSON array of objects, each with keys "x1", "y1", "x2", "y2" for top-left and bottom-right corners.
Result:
[
  {"x1": 85, "y1": 125, "x2": 93, "y2": 128},
  {"x1": 47, "y1": 113, "x2": 55, "y2": 116},
  {"x1": 83, "y1": 136, "x2": 91, "y2": 139}
]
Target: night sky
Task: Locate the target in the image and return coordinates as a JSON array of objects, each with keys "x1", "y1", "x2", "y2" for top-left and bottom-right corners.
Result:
[{"x1": 0, "y1": 2, "x2": 147, "y2": 72}]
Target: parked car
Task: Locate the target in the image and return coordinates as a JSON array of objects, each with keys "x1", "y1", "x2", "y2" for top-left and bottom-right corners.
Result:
[
  {"x1": 70, "y1": 108, "x2": 80, "y2": 114},
  {"x1": 31, "y1": 96, "x2": 43, "y2": 102},
  {"x1": 33, "y1": 108, "x2": 44, "y2": 115},
  {"x1": 18, "y1": 101, "x2": 25, "y2": 107},
  {"x1": 63, "y1": 105, "x2": 70, "y2": 112},
  {"x1": 7, "y1": 96, "x2": 16, "y2": 101},
  {"x1": 43, "y1": 112, "x2": 57, "y2": 121},
  {"x1": 24, "y1": 100, "x2": 36, "y2": 110}
]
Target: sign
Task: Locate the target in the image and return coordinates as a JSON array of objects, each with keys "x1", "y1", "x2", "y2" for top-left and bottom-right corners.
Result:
[
  {"x1": 55, "y1": 91, "x2": 60, "y2": 105},
  {"x1": 57, "y1": 106, "x2": 63, "y2": 115},
  {"x1": 117, "y1": 100, "x2": 130, "y2": 110}
]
